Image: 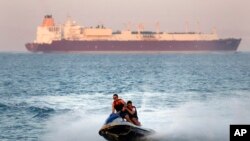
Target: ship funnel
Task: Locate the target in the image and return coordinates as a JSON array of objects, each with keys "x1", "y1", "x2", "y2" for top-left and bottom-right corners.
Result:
[{"x1": 42, "y1": 15, "x2": 55, "y2": 27}]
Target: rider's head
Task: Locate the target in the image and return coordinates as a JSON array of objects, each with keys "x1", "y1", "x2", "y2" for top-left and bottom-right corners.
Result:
[
  {"x1": 113, "y1": 94, "x2": 118, "y2": 100},
  {"x1": 127, "y1": 100, "x2": 132, "y2": 107}
]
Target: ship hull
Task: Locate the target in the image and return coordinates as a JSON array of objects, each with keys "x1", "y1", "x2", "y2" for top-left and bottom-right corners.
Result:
[{"x1": 25, "y1": 39, "x2": 241, "y2": 53}]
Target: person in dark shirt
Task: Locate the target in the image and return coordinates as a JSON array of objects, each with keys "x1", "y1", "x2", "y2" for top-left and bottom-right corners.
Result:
[{"x1": 125, "y1": 100, "x2": 141, "y2": 126}]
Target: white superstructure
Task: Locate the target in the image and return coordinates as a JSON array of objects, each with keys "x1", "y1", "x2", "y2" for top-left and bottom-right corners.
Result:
[{"x1": 34, "y1": 15, "x2": 219, "y2": 44}]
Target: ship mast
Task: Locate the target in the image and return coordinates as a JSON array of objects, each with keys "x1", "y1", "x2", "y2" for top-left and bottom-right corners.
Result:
[
  {"x1": 137, "y1": 23, "x2": 144, "y2": 39},
  {"x1": 196, "y1": 21, "x2": 201, "y2": 33},
  {"x1": 155, "y1": 22, "x2": 160, "y2": 39}
]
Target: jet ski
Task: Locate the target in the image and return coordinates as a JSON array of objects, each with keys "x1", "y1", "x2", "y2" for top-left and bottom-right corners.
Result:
[{"x1": 99, "y1": 113, "x2": 155, "y2": 141}]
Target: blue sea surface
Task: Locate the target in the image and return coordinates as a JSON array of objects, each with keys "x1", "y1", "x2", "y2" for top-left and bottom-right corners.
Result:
[{"x1": 0, "y1": 52, "x2": 250, "y2": 141}]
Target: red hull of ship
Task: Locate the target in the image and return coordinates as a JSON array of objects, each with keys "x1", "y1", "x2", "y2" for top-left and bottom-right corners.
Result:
[{"x1": 25, "y1": 39, "x2": 241, "y2": 53}]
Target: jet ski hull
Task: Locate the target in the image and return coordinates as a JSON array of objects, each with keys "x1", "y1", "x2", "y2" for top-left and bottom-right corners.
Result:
[
  {"x1": 99, "y1": 124, "x2": 154, "y2": 141},
  {"x1": 99, "y1": 114, "x2": 154, "y2": 141}
]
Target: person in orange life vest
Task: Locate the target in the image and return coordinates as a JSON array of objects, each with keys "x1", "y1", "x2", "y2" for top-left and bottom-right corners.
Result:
[
  {"x1": 112, "y1": 94, "x2": 132, "y2": 123},
  {"x1": 125, "y1": 100, "x2": 141, "y2": 126}
]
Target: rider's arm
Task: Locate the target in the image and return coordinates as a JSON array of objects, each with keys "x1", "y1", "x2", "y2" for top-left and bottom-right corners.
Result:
[
  {"x1": 121, "y1": 100, "x2": 127, "y2": 111},
  {"x1": 126, "y1": 107, "x2": 136, "y2": 115}
]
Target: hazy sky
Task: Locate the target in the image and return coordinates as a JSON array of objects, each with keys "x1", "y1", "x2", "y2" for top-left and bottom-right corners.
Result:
[{"x1": 0, "y1": 0, "x2": 250, "y2": 52}]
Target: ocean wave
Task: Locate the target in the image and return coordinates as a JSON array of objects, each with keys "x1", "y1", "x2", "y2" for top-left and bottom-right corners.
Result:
[
  {"x1": 0, "y1": 102, "x2": 29, "y2": 111},
  {"x1": 0, "y1": 103, "x2": 9, "y2": 111},
  {"x1": 27, "y1": 106, "x2": 55, "y2": 119},
  {"x1": 2, "y1": 81, "x2": 13, "y2": 87}
]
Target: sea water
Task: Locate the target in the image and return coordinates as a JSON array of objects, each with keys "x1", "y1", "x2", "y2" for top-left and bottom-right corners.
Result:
[{"x1": 0, "y1": 52, "x2": 250, "y2": 141}]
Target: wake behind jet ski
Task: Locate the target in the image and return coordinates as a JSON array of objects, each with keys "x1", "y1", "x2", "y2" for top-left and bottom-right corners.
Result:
[{"x1": 99, "y1": 113, "x2": 155, "y2": 141}]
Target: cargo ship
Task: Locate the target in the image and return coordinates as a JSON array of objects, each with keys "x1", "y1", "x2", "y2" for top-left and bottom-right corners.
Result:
[{"x1": 25, "y1": 15, "x2": 241, "y2": 53}]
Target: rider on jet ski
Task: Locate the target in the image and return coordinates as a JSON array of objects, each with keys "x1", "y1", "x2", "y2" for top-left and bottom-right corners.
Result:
[
  {"x1": 112, "y1": 94, "x2": 132, "y2": 123},
  {"x1": 100, "y1": 94, "x2": 154, "y2": 140},
  {"x1": 125, "y1": 100, "x2": 141, "y2": 126}
]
